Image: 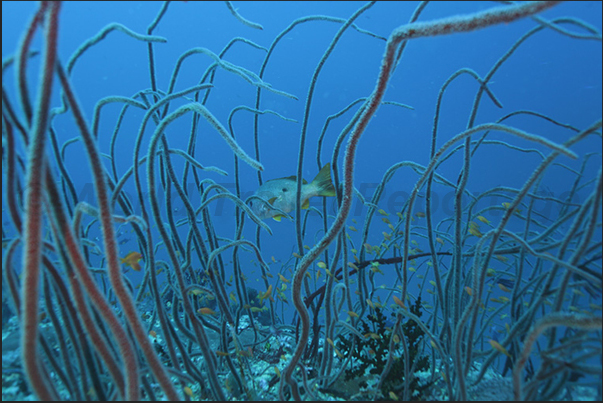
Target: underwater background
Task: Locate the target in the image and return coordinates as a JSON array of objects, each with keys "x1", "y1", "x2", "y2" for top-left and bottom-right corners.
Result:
[{"x1": 2, "y1": 1, "x2": 602, "y2": 401}]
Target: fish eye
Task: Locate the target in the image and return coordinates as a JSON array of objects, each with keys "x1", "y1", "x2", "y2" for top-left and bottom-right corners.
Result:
[
  {"x1": 282, "y1": 188, "x2": 288, "y2": 192},
  {"x1": 249, "y1": 201, "x2": 253, "y2": 206}
]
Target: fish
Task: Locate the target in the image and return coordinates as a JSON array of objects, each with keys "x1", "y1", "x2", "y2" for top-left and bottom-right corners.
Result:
[
  {"x1": 393, "y1": 295, "x2": 405, "y2": 309},
  {"x1": 476, "y1": 215, "x2": 491, "y2": 225},
  {"x1": 249, "y1": 163, "x2": 336, "y2": 221},
  {"x1": 488, "y1": 339, "x2": 512, "y2": 358},
  {"x1": 120, "y1": 251, "x2": 143, "y2": 271},
  {"x1": 197, "y1": 307, "x2": 216, "y2": 315},
  {"x1": 258, "y1": 285, "x2": 274, "y2": 304},
  {"x1": 497, "y1": 278, "x2": 515, "y2": 289}
]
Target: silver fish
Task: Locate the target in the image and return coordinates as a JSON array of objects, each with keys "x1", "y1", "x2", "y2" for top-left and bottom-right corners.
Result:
[{"x1": 250, "y1": 163, "x2": 336, "y2": 221}]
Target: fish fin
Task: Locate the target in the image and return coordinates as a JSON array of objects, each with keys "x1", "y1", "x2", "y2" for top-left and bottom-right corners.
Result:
[
  {"x1": 311, "y1": 163, "x2": 336, "y2": 197},
  {"x1": 273, "y1": 215, "x2": 283, "y2": 222},
  {"x1": 273, "y1": 175, "x2": 308, "y2": 184},
  {"x1": 301, "y1": 198, "x2": 310, "y2": 209},
  {"x1": 268, "y1": 197, "x2": 278, "y2": 205}
]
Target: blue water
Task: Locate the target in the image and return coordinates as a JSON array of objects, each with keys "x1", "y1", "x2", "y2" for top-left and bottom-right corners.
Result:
[{"x1": 2, "y1": 1, "x2": 601, "y2": 401}]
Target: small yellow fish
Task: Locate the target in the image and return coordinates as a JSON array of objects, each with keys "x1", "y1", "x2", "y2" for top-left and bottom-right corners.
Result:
[
  {"x1": 370, "y1": 262, "x2": 383, "y2": 274},
  {"x1": 317, "y1": 261, "x2": 327, "y2": 269},
  {"x1": 498, "y1": 283, "x2": 511, "y2": 292},
  {"x1": 465, "y1": 286, "x2": 473, "y2": 296},
  {"x1": 441, "y1": 371, "x2": 448, "y2": 383},
  {"x1": 238, "y1": 347, "x2": 253, "y2": 357},
  {"x1": 436, "y1": 237, "x2": 444, "y2": 245},
  {"x1": 347, "y1": 262, "x2": 359, "y2": 271},
  {"x1": 415, "y1": 211, "x2": 426, "y2": 218},
  {"x1": 348, "y1": 310, "x2": 359, "y2": 319},
  {"x1": 258, "y1": 285, "x2": 274, "y2": 304},
  {"x1": 393, "y1": 295, "x2": 406, "y2": 309},
  {"x1": 477, "y1": 215, "x2": 490, "y2": 225},
  {"x1": 249, "y1": 163, "x2": 336, "y2": 221},
  {"x1": 120, "y1": 251, "x2": 143, "y2": 271},
  {"x1": 378, "y1": 209, "x2": 389, "y2": 216},
  {"x1": 278, "y1": 273, "x2": 290, "y2": 283},
  {"x1": 469, "y1": 227, "x2": 483, "y2": 238},
  {"x1": 197, "y1": 307, "x2": 216, "y2": 315},
  {"x1": 488, "y1": 339, "x2": 512, "y2": 358},
  {"x1": 183, "y1": 386, "x2": 194, "y2": 397},
  {"x1": 348, "y1": 225, "x2": 358, "y2": 232}
]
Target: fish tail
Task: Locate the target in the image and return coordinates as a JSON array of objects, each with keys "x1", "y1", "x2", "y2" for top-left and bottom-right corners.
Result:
[{"x1": 311, "y1": 163, "x2": 336, "y2": 197}]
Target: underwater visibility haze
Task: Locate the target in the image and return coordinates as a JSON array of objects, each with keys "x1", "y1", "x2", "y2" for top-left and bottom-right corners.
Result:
[{"x1": 2, "y1": 1, "x2": 602, "y2": 401}]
